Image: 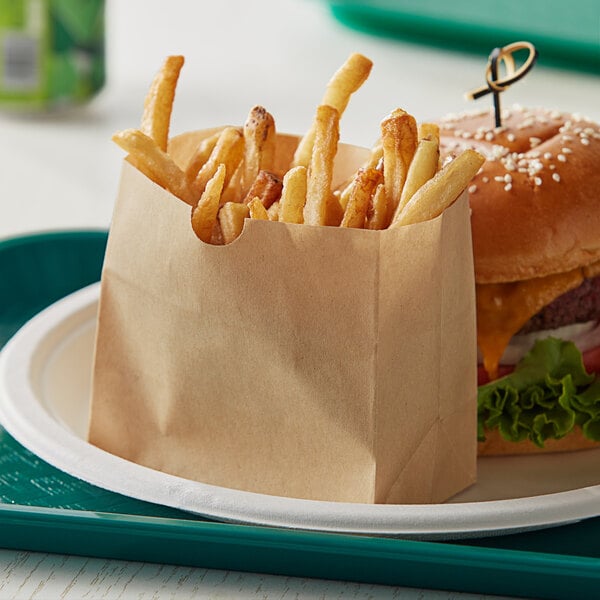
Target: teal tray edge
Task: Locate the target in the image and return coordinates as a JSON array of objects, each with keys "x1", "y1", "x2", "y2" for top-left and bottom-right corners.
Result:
[
  {"x1": 327, "y1": 3, "x2": 600, "y2": 73},
  {"x1": 1, "y1": 229, "x2": 600, "y2": 599},
  {"x1": 0, "y1": 503, "x2": 599, "y2": 598}
]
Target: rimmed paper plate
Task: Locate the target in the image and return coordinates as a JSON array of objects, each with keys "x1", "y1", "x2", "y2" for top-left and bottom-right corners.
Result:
[{"x1": 1, "y1": 282, "x2": 600, "y2": 540}]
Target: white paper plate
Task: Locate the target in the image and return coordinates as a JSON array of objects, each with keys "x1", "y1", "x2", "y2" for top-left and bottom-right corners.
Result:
[{"x1": 1, "y1": 283, "x2": 600, "y2": 540}]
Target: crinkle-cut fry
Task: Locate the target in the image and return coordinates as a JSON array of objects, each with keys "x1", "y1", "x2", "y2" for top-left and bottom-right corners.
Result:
[
  {"x1": 341, "y1": 167, "x2": 382, "y2": 228},
  {"x1": 365, "y1": 183, "x2": 388, "y2": 230},
  {"x1": 279, "y1": 165, "x2": 307, "y2": 224},
  {"x1": 267, "y1": 201, "x2": 280, "y2": 221},
  {"x1": 191, "y1": 127, "x2": 244, "y2": 203},
  {"x1": 218, "y1": 201, "x2": 249, "y2": 244},
  {"x1": 337, "y1": 139, "x2": 383, "y2": 210},
  {"x1": 391, "y1": 149, "x2": 485, "y2": 227},
  {"x1": 112, "y1": 128, "x2": 194, "y2": 205},
  {"x1": 304, "y1": 105, "x2": 340, "y2": 226},
  {"x1": 184, "y1": 130, "x2": 222, "y2": 182},
  {"x1": 248, "y1": 197, "x2": 270, "y2": 220},
  {"x1": 381, "y1": 108, "x2": 418, "y2": 226},
  {"x1": 140, "y1": 55, "x2": 184, "y2": 152},
  {"x1": 392, "y1": 136, "x2": 440, "y2": 223},
  {"x1": 241, "y1": 170, "x2": 283, "y2": 208},
  {"x1": 241, "y1": 105, "x2": 276, "y2": 196},
  {"x1": 293, "y1": 53, "x2": 373, "y2": 168},
  {"x1": 191, "y1": 163, "x2": 226, "y2": 243}
]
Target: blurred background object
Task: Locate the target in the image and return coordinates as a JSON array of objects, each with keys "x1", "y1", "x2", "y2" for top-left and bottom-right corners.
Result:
[
  {"x1": 0, "y1": 0, "x2": 104, "y2": 112},
  {"x1": 326, "y1": 0, "x2": 600, "y2": 73}
]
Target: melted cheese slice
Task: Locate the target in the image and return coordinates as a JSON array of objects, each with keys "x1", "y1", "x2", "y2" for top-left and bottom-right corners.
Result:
[{"x1": 476, "y1": 268, "x2": 584, "y2": 380}]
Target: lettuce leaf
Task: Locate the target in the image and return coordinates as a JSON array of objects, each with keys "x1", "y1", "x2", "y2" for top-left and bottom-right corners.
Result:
[{"x1": 478, "y1": 337, "x2": 600, "y2": 447}]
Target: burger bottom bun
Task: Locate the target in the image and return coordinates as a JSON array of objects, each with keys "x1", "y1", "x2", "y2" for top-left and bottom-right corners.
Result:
[{"x1": 478, "y1": 427, "x2": 600, "y2": 456}]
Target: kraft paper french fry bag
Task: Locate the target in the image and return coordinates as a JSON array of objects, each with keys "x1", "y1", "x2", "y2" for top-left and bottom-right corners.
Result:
[{"x1": 89, "y1": 130, "x2": 477, "y2": 504}]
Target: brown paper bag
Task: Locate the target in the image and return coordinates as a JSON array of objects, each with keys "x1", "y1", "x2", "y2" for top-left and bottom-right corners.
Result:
[{"x1": 89, "y1": 130, "x2": 477, "y2": 504}]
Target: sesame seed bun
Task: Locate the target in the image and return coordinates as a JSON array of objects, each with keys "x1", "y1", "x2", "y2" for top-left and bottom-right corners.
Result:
[{"x1": 439, "y1": 106, "x2": 600, "y2": 285}]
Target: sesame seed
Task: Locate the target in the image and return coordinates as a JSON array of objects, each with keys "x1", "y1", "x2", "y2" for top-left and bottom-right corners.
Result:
[
  {"x1": 507, "y1": 133, "x2": 516, "y2": 142},
  {"x1": 543, "y1": 152, "x2": 553, "y2": 160},
  {"x1": 494, "y1": 176, "x2": 505, "y2": 182},
  {"x1": 529, "y1": 137, "x2": 542, "y2": 147},
  {"x1": 468, "y1": 184, "x2": 477, "y2": 194},
  {"x1": 534, "y1": 177, "x2": 542, "y2": 186},
  {"x1": 504, "y1": 174, "x2": 513, "y2": 183},
  {"x1": 562, "y1": 147, "x2": 572, "y2": 154},
  {"x1": 504, "y1": 183, "x2": 512, "y2": 192},
  {"x1": 549, "y1": 164, "x2": 556, "y2": 170},
  {"x1": 581, "y1": 137, "x2": 590, "y2": 145},
  {"x1": 552, "y1": 173, "x2": 561, "y2": 182},
  {"x1": 485, "y1": 132, "x2": 494, "y2": 141},
  {"x1": 557, "y1": 154, "x2": 567, "y2": 162},
  {"x1": 482, "y1": 176, "x2": 489, "y2": 183}
]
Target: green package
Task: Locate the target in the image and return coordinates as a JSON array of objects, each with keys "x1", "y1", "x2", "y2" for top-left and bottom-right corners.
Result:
[{"x1": 0, "y1": 0, "x2": 104, "y2": 111}]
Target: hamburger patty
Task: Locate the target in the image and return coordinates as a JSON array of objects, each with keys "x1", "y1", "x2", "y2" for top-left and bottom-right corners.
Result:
[{"x1": 519, "y1": 275, "x2": 600, "y2": 334}]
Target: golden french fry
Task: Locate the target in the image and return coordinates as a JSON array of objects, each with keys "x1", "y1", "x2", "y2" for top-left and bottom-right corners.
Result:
[
  {"x1": 218, "y1": 201, "x2": 249, "y2": 244},
  {"x1": 337, "y1": 139, "x2": 383, "y2": 210},
  {"x1": 418, "y1": 122, "x2": 440, "y2": 145},
  {"x1": 391, "y1": 137, "x2": 440, "y2": 223},
  {"x1": 191, "y1": 163, "x2": 226, "y2": 242},
  {"x1": 112, "y1": 128, "x2": 194, "y2": 205},
  {"x1": 304, "y1": 105, "x2": 340, "y2": 226},
  {"x1": 267, "y1": 201, "x2": 280, "y2": 221},
  {"x1": 192, "y1": 127, "x2": 244, "y2": 202},
  {"x1": 279, "y1": 165, "x2": 307, "y2": 224},
  {"x1": 381, "y1": 108, "x2": 418, "y2": 226},
  {"x1": 325, "y1": 193, "x2": 344, "y2": 227},
  {"x1": 248, "y1": 197, "x2": 270, "y2": 220},
  {"x1": 391, "y1": 149, "x2": 485, "y2": 227},
  {"x1": 140, "y1": 55, "x2": 184, "y2": 152},
  {"x1": 241, "y1": 105, "x2": 277, "y2": 195},
  {"x1": 341, "y1": 168, "x2": 382, "y2": 228},
  {"x1": 293, "y1": 53, "x2": 373, "y2": 167},
  {"x1": 184, "y1": 130, "x2": 222, "y2": 182},
  {"x1": 242, "y1": 170, "x2": 283, "y2": 207},
  {"x1": 365, "y1": 183, "x2": 388, "y2": 230}
]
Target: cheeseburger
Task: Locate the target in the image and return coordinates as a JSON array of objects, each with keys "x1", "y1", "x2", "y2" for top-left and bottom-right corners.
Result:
[{"x1": 439, "y1": 105, "x2": 600, "y2": 455}]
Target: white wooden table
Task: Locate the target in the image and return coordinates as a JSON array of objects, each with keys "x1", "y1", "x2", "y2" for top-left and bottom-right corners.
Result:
[{"x1": 0, "y1": 1, "x2": 598, "y2": 597}]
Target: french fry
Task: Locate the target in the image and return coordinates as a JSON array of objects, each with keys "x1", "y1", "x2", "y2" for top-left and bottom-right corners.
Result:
[
  {"x1": 112, "y1": 128, "x2": 194, "y2": 205},
  {"x1": 241, "y1": 106, "x2": 276, "y2": 195},
  {"x1": 365, "y1": 183, "x2": 388, "y2": 230},
  {"x1": 248, "y1": 197, "x2": 270, "y2": 220},
  {"x1": 325, "y1": 193, "x2": 344, "y2": 227},
  {"x1": 341, "y1": 168, "x2": 382, "y2": 228},
  {"x1": 191, "y1": 163, "x2": 226, "y2": 242},
  {"x1": 337, "y1": 139, "x2": 383, "y2": 210},
  {"x1": 140, "y1": 55, "x2": 184, "y2": 152},
  {"x1": 293, "y1": 53, "x2": 373, "y2": 167},
  {"x1": 218, "y1": 201, "x2": 249, "y2": 244},
  {"x1": 191, "y1": 127, "x2": 244, "y2": 202},
  {"x1": 241, "y1": 170, "x2": 283, "y2": 207},
  {"x1": 418, "y1": 122, "x2": 440, "y2": 145},
  {"x1": 304, "y1": 105, "x2": 340, "y2": 226},
  {"x1": 380, "y1": 108, "x2": 418, "y2": 226},
  {"x1": 184, "y1": 130, "x2": 222, "y2": 182},
  {"x1": 391, "y1": 149, "x2": 485, "y2": 227},
  {"x1": 391, "y1": 136, "x2": 440, "y2": 224},
  {"x1": 267, "y1": 201, "x2": 280, "y2": 221},
  {"x1": 279, "y1": 165, "x2": 307, "y2": 224}
]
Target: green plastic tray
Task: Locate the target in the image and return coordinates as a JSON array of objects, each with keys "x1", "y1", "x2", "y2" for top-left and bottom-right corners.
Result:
[
  {"x1": 327, "y1": 0, "x2": 600, "y2": 72},
  {"x1": 1, "y1": 230, "x2": 600, "y2": 599}
]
